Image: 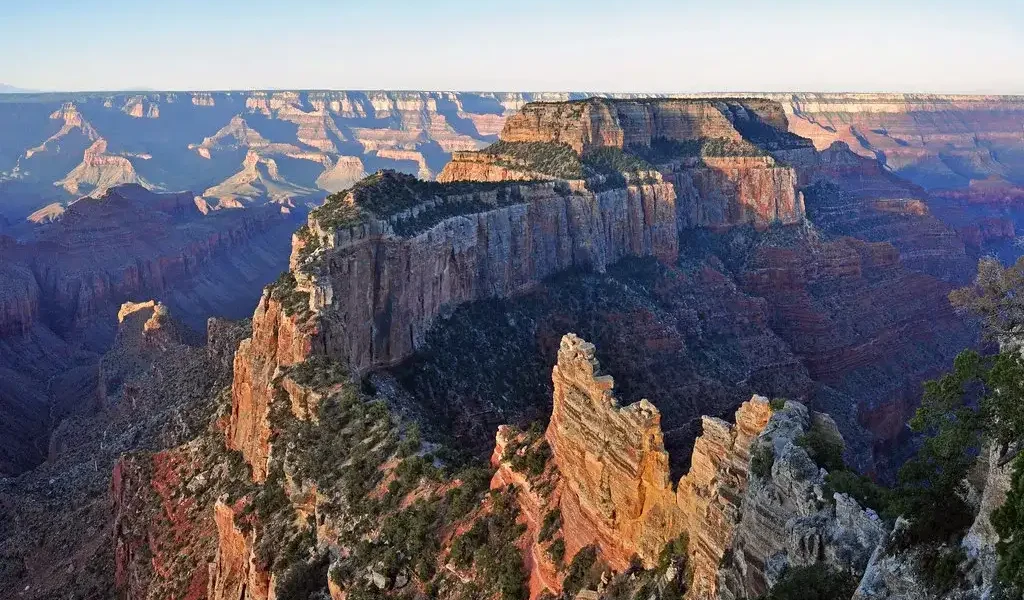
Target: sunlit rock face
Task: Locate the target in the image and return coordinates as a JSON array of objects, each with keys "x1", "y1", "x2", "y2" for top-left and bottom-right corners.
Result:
[
  {"x1": 444, "y1": 98, "x2": 808, "y2": 230},
  {"x1": 542, "y1": 333, "x2": 775, "y2": 598}
]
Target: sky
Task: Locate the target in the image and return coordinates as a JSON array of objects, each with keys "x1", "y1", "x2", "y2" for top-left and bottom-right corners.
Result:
[{"x1": 1, "y1": 0, "x2": 1023, "y2": 93}]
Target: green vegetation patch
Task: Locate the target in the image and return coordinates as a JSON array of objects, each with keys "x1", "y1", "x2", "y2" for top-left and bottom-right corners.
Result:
[
  {"x1": 629, "y1": 136, "x2": 767, "y2": 164},
  {"x1": 757, "y1": 564, "x2": 858, "y2": 600},
  {"x1": 483, "y1": 141, "x2": 586, "y2": 180},
  {"x1": 796, "y1": 418, "x2": 845, "y2": 473},
  {"x1": 879, "y1": 256, "x2": 1024, "y2": 594},
  {"x1": 561, "y1": 545, "x2": 603, "y2": 598},
  {"x1": 582, "y1": 146, "x2": 654, "y2": 175},
  {"x1": 501, "y1": 422, "x2": 553, "y2": 479},
  {"x1": 267, "y1": 271, "x2": 311, "y2": 318},
  {"x1": 390, "y1": 185, "x2": 524, "y2": 238},
  {"x1": 538, "y1": 508, "x2": 562, "y2": 543},
  {"x1": 448, "y1": 487, "x2": 530, "y2": 600},
  {"x1": 312, "y1": 170, "x2": 513, "y2": 233},
  {"x1": 751, "y1": 444, "x2": 775, "y2": 479},
  {"x1": 288, "y1": 355, "x2": 348, "y2": 389},
  {"x1": 309, "y1": 197, "x2": 365, "y2": 232}
]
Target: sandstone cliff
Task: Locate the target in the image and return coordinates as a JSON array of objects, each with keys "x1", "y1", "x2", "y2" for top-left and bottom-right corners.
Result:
[
  {"x1": 497, "y1": 333, "x2": 774, "y2": 598},
  {"x1": 301, "y1": 177, "x2": 678, "y2": 372},
  {"x1": 227, "y1": 289, "x2": 315, "y2": 481},
  {"x1": 545, "y1": 333, "x2": 686, "y2": 570},
  {"x1": 440, "y1": 98, "x2": 806, "y2": 230}
]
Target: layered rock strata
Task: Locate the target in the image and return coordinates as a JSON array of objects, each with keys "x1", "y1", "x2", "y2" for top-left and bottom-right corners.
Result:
[
  {"x1": 208, "y1": 500, "x2": 272, "y2": 600},
  {"x1": 540, "y1": 333, "x2": 774, "y2": 599},
  {"x1": 441, "y1": 98, "x2": 806, "y2": 230},
  {"x1": 301, "y1": 180, "x2": 678, "y2": 372},
  {"x1": 0, "y1": 184, "x2": 294, "y2": 340},
  {"x1": 227, "y1": 290, "x2": 315, "y2": 481},
  {"x1": 717, "y1": 403, "x2": 886, "y2": 599}
]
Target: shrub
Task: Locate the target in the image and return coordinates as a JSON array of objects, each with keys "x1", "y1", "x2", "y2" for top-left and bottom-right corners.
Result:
[
  {"x1": 993, "y1": 454, "x2": 1024, "y2": 594},
  {"x1": 561, "y1": 545, "x2": 600, "y2": 598},
  {"x1": 917, "y1": 545, "x2": 965, "y2": 595},
  {"x1": 547, "y1": 538, "x2": 565, "y2": 566},
  {"x1": 760, "y1": 563, "x2": 858, "y2": 600},
  {"x1": 769, "y1": 398, "x2": 787, "y2": 411},
  {"x1": 483, "y1": 141, "x2": 585, "y2": 179},
  {"x1": 511, "y1": 440, "x2": 551, "y2": 478},
  {"x1": 274, "y1": 552, "x2": 329, "y2": 600},
  {"x1": 448, "y1": 488, "x2": 528, "y2": 600},
  {"x1": 267, "y1": 271, "x2": 310, "y2": 318},
  {"x1": 539, "y1": 509, "x2": 561, "y2": 543},
  {"x1": 310, "y1": 198, "x2": 365, "y2": 232},
  {"x1": 289, "y1": 355, "x2": 348, "y2": 389},
  {"x1": 582, "y1": 147, "x2": 653, "y2": 176},
  {"x1": 825, "y1": 469, "x2": 890, "y2": 513},
  {"x1": 312, "y1": 170, "x2": 513, "y2": 231},
  {"x1": 796, "y1": 421, "x2": 845, "y2": 473},
  {"x1": 658, "y1": 533, "x2": 689, "y2": 572},
  {"x1": 751, "y1": 445, "x2": 775, "y2": 479}
]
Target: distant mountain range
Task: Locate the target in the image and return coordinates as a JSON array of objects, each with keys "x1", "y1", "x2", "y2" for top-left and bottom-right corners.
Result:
[{"x1": 0, "y1": 83, "x2": 36, "y2": 93}]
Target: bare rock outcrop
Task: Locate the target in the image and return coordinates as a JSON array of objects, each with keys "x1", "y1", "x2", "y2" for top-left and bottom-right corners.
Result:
[
  {"x1": 500, "y1": 100, "x2": 747, "y2": 154},
  {"x1": 208, "y1": 500, "x2": 272, "y2": 600},
  {"x1": 538, "y1": 333, "x2": 774, "y2": 598},
  {"x1": 228, "y1": 291, "x2": 314, "y2": 481},
  {"x1": 300, "y1": 178, "x2": 678, "y2": 373},
  {"x1": 443, "y1": 98, "x2": 806, "y2": 230},
  {"x1": 546, "y1": 333, "x2": 685, "y2": 570},
  {"x1": 717, "y1": 402, "x2": 886, "y2": 600},
  {"x1": 670, "y1": 156, "x2": 803, "y2": 229}
]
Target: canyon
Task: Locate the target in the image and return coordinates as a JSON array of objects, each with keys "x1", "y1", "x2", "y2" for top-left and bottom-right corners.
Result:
[
  {"x1": 0, "y1": 184, "x2": 297, "y2": 476},
  {"x1": 3, "y1": 93, "x2": 1024, "y2": 600}
]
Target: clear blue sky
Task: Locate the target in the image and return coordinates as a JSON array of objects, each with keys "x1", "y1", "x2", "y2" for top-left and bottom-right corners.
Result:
[{"x1": 2, "y1": 0, "x2": 1022, "y2": 93}]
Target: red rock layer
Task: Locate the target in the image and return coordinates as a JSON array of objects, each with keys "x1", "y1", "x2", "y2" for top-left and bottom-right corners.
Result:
[
  {"x1": 500, "y1": 99, "x2": 749, "y2": 154},
  {"x1": 443, "y1": 98, "x2": 806, "y2": 231},
  {"x1": 208, "y1": 500, "x2": 272, "y2": 600},
  {"x1": 671, "y1": 156, "x2": 803, "y2": 229},
  {"x1": 538, "y1": 333, "x2": 772, "y2": 598},
  {"x1": 490, "y1": 426, "x2": 564, "y2": 599},
  {"x1": 228, "y1": 291, "x2": 317, "y2": 482},
  {"x1": 546, "y1": 334, "x2": 682, "y2": 570},
  {"x1": 437, "y1": 151, "x2": 559, "y2": 183}
]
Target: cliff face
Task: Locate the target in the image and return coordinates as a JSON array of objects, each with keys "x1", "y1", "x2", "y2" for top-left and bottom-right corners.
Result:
[
  {"x1": 208, "y1": 500, "x2": 272, "y2": 600},
  {"x1": 499, "y1": 99, "x2": 747, "y2": 154},
  {"x1": 228, "y1": 291, "x2": 316, "y2": 481},
  {"x1": 537, "y1": 334, "x2": 774, "y2": 598},
  {"x1": 1, "y1": 303, "x2": 242, "y2": 599},
  {"x1": 763, "y1": 93, "x2": 1024, "y2": 191},
  {"x1": 0, "y1": 260, "x2": 40, "y2": 337},
  {"x1": 676, "y1": 399, "x2": 773, "y2": 599},
  {"x1": 2, "y1": 184, "x2": 295, "y2": 340},
  {"x1": 717, "y1": 403, "x2": 886, "y2": 599},
  {"x1": 671, "y1": 156, "x2": 803, "y2": 229},
  {"x1": 0, "y1": 91, "x2": 592, "y2": 221},
  {"x1": 442, "y1": 98, "x2": 806, "y2": 230},
  {"x1": 545, "y1": 333, "x2": 684, "y2": 569},
  {"x1": 302, "y1": 180, "x2": 678, "y2": 373}
]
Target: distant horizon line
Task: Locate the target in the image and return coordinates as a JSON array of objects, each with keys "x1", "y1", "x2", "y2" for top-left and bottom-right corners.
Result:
[{"x1": 3, "y1": 87, "x2": 1024, "y2": 98}]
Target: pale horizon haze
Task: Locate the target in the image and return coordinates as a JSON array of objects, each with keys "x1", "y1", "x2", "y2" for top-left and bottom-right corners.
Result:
[{"x1": 2, "y1": 0, "x2": 1023, "y2": 93}]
